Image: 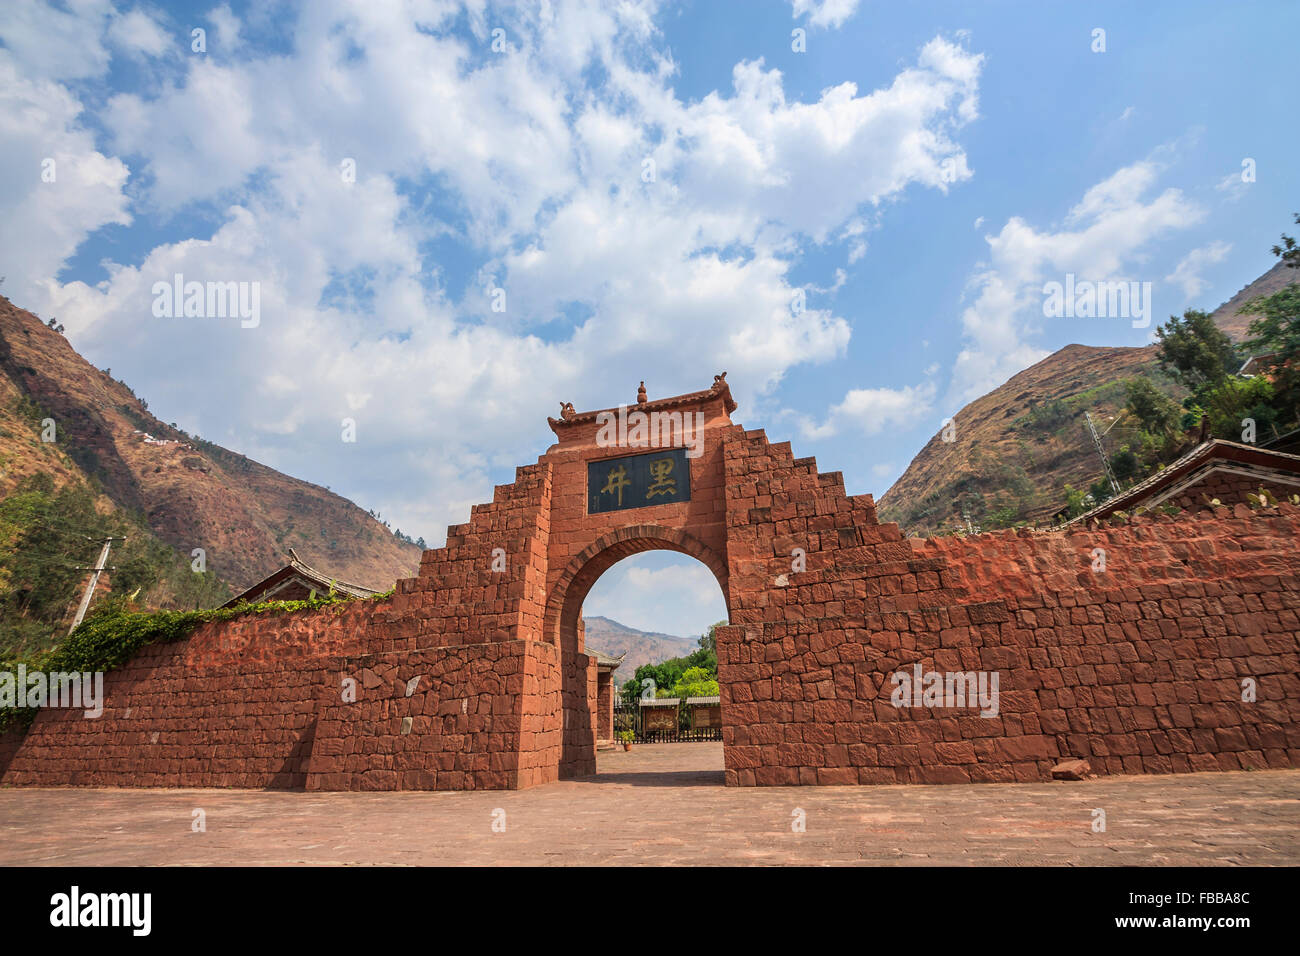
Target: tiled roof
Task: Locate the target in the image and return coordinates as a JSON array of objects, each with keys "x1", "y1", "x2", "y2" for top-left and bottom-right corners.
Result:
[
  {"x1": 221, "y1": 549, "x2": 384, "y2": 608},
  {"x1": 1064, "y1": 439, "x2": 1300, "y2": 526},
  {"x1": 589, "y1": 649, "x2": 626, "y2": 670}
]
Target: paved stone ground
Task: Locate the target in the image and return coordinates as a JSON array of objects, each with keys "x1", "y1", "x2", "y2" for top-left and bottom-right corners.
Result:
[{"x1": 1, "y1": 744, "x2": 1296, "y2": 866}]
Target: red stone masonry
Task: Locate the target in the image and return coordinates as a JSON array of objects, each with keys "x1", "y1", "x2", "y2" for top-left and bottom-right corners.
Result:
[
  {"x1": 3, "y1": 377, "x2": 1298, "y2": 790},
  {"x1": 306, "y1": 641, "x2": 558, "y2": 791},
  {"x1": 716, "y1": 423, "x2": 1300, "y2": 785}
]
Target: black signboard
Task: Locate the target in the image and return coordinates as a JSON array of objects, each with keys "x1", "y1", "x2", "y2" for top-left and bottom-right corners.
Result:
[{"x1": 587, "y1": 448, "x2": 692, "y2": 514}]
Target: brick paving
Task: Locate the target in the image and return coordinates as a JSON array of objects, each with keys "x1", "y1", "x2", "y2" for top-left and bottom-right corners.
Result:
[{"x1": 1, "y1": 744, "x2": 1296, "y2": 866}]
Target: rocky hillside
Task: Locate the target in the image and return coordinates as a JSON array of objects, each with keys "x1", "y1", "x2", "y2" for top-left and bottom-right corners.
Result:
[
  {"x1": 0, "y1": 295, "x2": 420, "y2": 595},
  {"x1": 1202, "y1": 260, "x2": 1294, "y2": 339},
  {"x1": 877, "y1": 260, "x2": 1290, "y2": 536},
  {"x1": 582, "y1": 615, "x2": 700, "y2": 678}
]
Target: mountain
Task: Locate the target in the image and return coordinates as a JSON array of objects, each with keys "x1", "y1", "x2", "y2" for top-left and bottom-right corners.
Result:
[
  {"x1": 0, "y1": 295, "x2": 420, "y2": 597},
  {"x1": 582, "y1": 615, "x2": 701, "y2": 678},
  {"x1": 1203, "y1": 260, "x2": 1294, "y2": 339},
  {"x1": 877, "y1": 260, "x2": 1291, "y2": 536}
]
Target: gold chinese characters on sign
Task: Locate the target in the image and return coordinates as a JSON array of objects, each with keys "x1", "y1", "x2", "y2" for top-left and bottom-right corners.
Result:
[{"x1": 587, "y1": 448, "x2": 692, "y2": 514}]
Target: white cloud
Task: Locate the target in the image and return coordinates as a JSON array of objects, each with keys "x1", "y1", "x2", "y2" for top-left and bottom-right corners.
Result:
[
  {"x1": 656, "y1": 38, "x2": 983, "y2": 243},
  {"x1": 791, "y1": 0, "x2": 862, "y2": 30},
  {"x1": 1216, "y1": 169, "x2": 1250, "y2": 201},
  {"x1": 207, "y1": 3, "x2": 242, "y2": 50},
  {"x1": 107, "y1": 7, "x2": 169, "y2": 58},
  {"x1": 0, "y1": 4, "x2": 984, "y2": 543},
  {"x1": 105, "y1": 60, "x2": 264, "y2": 208},
  {"x1": 801, "y1": 381, "x2": 936, "y2": 440},
  {"x1": 0, "y1": 0, "x2": 115, "y2": 82},
  {"x1": 0, "y1": 54, "x2": 132, "y2": 310},
  {"x1": 949, "y1": 157, "x2": 1203, "y2": 403},
  {"x1": 1166, "y1": 240, "x2": 1231, "y2": 302}
]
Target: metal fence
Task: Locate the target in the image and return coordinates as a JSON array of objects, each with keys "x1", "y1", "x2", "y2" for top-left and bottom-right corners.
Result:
[{"x1": 612, "y1": 699, "x2": 723, "y2": 743}]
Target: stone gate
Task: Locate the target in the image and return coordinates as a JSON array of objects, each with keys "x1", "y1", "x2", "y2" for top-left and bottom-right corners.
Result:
[{"x1": 3, "y1": 375, "x2": 1298, "y2": 789}]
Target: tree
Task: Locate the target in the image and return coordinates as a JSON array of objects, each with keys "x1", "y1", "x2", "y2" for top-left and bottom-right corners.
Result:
[
  {"x1": 697, "y1": 619, "x2": 727, "y2": 654},
  {"x1": 0, "y1": 472, "x2": 235, "y2": 656},
  {"x1": 1269, "y1": 212, "x2": 1300, "y2": 270},
  {"x1": 1108, "y1": 446, "x2": 1139, "y2": 483},
  {"x1": 1124, "y1": 378, "x2": 1181, "y2": 444},
  {"x1": 1241, "y1": 213, "x2": 1300, "y2": 426},
  {"x1": 621, "y1": 634, "x2": 720, "y2": 704},
  {"x1": 619, "y1": 678, "x2": 644, "y2": 706},
  {"x1": 1155, "y1": 309, "x2": 1240, "y2": 393},
  {"x1": 1196, "y1": 375, "x2": 1280, "y2": 440},
  {"x1": 669, "y1": 666, "x2": 720, "y2": 699},
  {"x1": 1087, "y1": 478, "x2": 1114, "y2": 505},
  {"x1": 984, "y1": 504, "x2": 1019, "y2": 529},
  {"x1": 1060, "y1": 484, "x2": 1092, "y2": 519}
]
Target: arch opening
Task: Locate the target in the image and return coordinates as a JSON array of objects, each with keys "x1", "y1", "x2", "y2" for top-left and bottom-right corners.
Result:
[{"x1": 543, "y1": 526, "x2": 730, "y2": 782}]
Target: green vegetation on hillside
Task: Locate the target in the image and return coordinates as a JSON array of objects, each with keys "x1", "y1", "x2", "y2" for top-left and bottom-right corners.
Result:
[
  {"x1": 1060, "y1": 215, "x2": 1300, "y2": 518},
  {"x1": 1148, "y1": 219, "x2": 1298, "y2": 446},
  {"x1": 1240, "y1": 213, "x2": 1300, "y2": 418},
  {"x1": 885, "y1": 214, "x2": 1300, "y2": 535},
  {"x1": 0, "y1": 471, "x2": 232, "y2": 658}
]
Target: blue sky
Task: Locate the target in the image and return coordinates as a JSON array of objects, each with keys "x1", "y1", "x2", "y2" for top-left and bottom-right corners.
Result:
[{"x1": 1, "y1": 0, "x2": 1295, "y2": 638}]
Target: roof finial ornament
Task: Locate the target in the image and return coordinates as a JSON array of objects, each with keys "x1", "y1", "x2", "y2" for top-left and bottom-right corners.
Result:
[
  {"x1": 559, "y1": 401, "x2": 576, "y2": 421},
  {"x1": 637, "y1": 381, "x2": 647, "y2": 405},
  {"x1": 713, "y1": 371, "x2": 727, "y2": 388}
]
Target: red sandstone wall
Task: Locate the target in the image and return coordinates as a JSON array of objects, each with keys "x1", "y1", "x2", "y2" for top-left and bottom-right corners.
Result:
[
  {"x1": 180, "y1": 599, "x2": 386, "y2": 666},
  {"x1": 559, "y1": 653, "x2": 598, "y2": 777},
  {"x1": 3, "y1": 634, "x2": 565, "y2": 791},
  {"x1": 3, "y1": 640, "x2": 329, "y2": 788},
  {"x1": 6, "y1": 406, "x2": 1299, "y2": 793},
  {"x1": 717, "y1": 423, "x2": 1300, "y2": 786},
  {"x1": 306, "y1": 641, "x2": 553, "y2": 791},
  {"x1": 0, "y1": 589, "x2": 573, "y2": 790},
  {"x1": 518, "y1": 641, "x2": 563, "y2": 789},
  {"x1": 391, "y1": 462, "x2": 554, "y2": 647},
  {"x1": 0, "y1": 727, "x2": 25, "y2": 777},
  {"x1": 0, "y1": 448, "x2": 596, "y2": 791}
]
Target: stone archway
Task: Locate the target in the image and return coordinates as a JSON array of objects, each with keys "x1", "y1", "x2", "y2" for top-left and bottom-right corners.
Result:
[{"x1": 543, "y1": 524, "x2": 730, "y2": 777}]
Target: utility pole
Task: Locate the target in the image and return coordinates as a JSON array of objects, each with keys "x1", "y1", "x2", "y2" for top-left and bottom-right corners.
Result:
[
  {"x1": 1085, "y1": 411, "x2": 1121, "y2": 496},
  {"x1": 68, "y1": 536, "x2": 124, "y2": 635}
]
